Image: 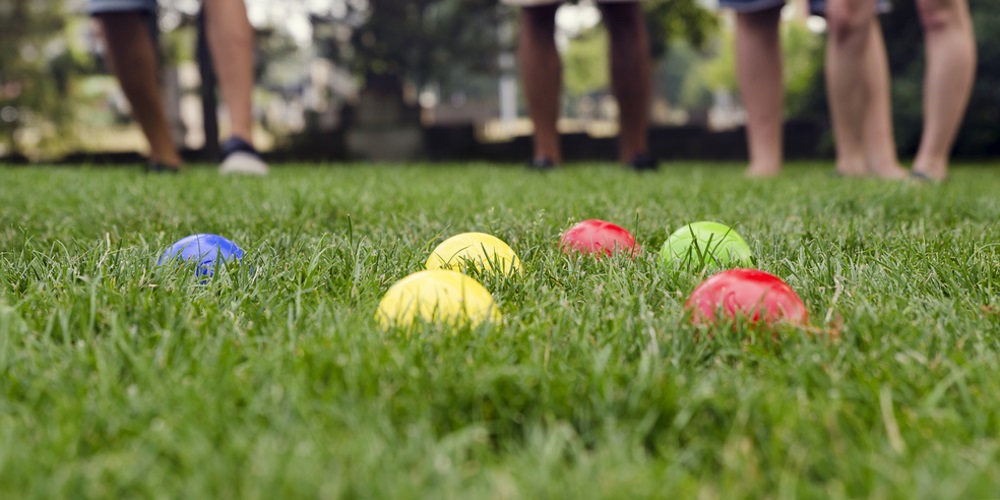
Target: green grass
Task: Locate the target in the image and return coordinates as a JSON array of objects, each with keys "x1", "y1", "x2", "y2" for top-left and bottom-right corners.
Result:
[{"x1": 2, "y1": 162, "x2": 1000, "y2": 498}]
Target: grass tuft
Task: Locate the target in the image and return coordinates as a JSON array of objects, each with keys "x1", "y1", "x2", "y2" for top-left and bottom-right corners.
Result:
[{"x1": 2, "y1": 162, "x2": 1000, "y2": 497}]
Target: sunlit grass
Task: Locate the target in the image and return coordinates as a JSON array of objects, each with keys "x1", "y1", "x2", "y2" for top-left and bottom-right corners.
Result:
[{"x1": 2, "y1": 162, "x2": 1000, "y2": 497}]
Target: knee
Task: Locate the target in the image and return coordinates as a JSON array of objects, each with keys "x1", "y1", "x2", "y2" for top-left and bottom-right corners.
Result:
[
  {"x1": 917, "y1": 0, "x2": 967, "y2": 34},
  {"x1": 824, "y1": 4, "x2": 873, "y2": 45}
]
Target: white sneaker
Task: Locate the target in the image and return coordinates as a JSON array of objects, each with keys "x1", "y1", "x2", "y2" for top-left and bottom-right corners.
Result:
[
  {"x1": 219, "y1": 137, "x2": 269, "y2": 176},
  {"x1": 220, "y1": 151, "x2": 269, "y2": 175}
]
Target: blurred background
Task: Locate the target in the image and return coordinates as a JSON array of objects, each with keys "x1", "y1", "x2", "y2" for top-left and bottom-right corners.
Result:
[{"x1": 0, "y1": 0, "x2": 998, "y2": 164}]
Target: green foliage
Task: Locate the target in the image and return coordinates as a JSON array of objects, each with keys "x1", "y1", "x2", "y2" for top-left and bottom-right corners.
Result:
[
  {"x1": 558, "y1": 0, "x2": 719, "y2": 99},
  {"x1": 679, "y1": 34, "x2": 733, "y2": 110},
  {"x1": 3, "y1": 164, "x2": 1000, "y2": 496},
  {"x1": 564, "y1": 29, "x2": 609, "y2": 97},
  {"x1": 348, "y1": 0, "x2": 505, "y2": 88},
  {"x1": 160, "y1": 26, "x2": 198, "y2": 67},
  {"x1": 0, "y1": 0, "x2": 72, "y2": 157},
  {"x1": 644, "y1": 0, "x2": 720, "y2": 59},
  {"x1": 345, "y1": 0, "x2": 718, "y2": 95},
  {"x1": 679, "y1": 20, "x2": 823, "y2": 112},
  {"x1": 782, "y1": 21, "x2": 825, "y2": 115}
]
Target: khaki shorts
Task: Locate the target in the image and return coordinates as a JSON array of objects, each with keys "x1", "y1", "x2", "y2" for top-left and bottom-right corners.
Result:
[{"x1": 502, "y1": 0, "x2": 639, "y2": 5}]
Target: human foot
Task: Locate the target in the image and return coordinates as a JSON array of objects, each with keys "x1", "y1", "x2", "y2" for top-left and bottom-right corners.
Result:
[
  {"x1": 527, "y1": 156, "x2": 557, "y2": 171},
  {"x1": 145, "y1": 161, "x2": 180, "y2": 174},
  {"x1": 866, "y1": 162, "x2": 909, "y2": 180},
  {"x1": 627, "y1": 153, "x2": 658, "y2": 172},
  {"x1": 835, "y1": 159, "x2": 868, "y2": 178},
  {"x1": 744, "y1": 161, "x2": 781, "y2": 178},
  {"x1": 910, "y1": 158, "x2": 949, "y2": 183}
]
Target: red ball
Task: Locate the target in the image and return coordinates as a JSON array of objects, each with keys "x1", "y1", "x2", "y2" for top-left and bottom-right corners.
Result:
[
  {"x1": 560, "y1": 219, "x2": 639, "y2": 257},
  {"x1": 686, "y1": 269, "x2": 808, "y2": 327}
]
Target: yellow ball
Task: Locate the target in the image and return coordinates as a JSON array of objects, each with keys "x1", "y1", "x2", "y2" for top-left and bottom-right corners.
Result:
[
  {"x1": 425, "y1": 232, "x2": 521, "y2": 276},
  {"x1": 375, "y1": 269, "x2": 502, "y2": 330}
]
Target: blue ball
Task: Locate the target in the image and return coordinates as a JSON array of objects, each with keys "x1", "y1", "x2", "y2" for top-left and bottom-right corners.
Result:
[{"x1": 158, "y1": 234, "x2": 244, "y2": 278}]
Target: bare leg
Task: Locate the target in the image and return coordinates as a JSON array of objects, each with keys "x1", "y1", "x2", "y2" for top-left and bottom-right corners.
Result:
[
  {"x1": 735, "y1": 7, "x2": 783, "y2": 177},
  {"x1": 518, "y1": 4, "x2": 562, "y2": 163},
  {"x1": 203, "y1": 0, "x2": 255, "y2": 143},
  {"x1": 601, "y1": 2, "x2": 651, "y2": 163},
  {"x1": 912, "y1": 0, "x2": 976, "y2": 181},
  {"x1": 98, "y1": 12, "x2": 181, "y2": 168},
  {"x1": 862, "y1": 20, "x2": 908, "y2": 179},
  {"x1": 824, "y1": 0, "x2": 879, "y2": 177}
]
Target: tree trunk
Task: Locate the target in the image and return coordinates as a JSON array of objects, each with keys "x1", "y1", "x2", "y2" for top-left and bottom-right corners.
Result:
[
  {"x1": 345, "y1": 72, "x2": 423, "y2": 161},
  {"x1": 197, "y1": 9, "x2": 220, "y2": 160}
]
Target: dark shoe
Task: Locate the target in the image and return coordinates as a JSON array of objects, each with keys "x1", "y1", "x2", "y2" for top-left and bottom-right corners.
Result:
[
  {"x1": 628, "y1": 153, "x2": 658, "y2": 172},
  {"x1": 527, "y1": 156, "x2": 557, "y2": 171},
  {"x1": 220, "y1": 136, "x2": 269, "y2": 175},
  {"x1": 145, "y1": 162, "x2": 180, "y2": 174}
]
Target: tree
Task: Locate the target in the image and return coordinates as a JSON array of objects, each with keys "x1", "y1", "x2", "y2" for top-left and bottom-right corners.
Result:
[
  {"x1": 0, "y1": 0, "x2": 73, "y2": 158},
  {"x1": 346, "y1": 0, "x2": 505, "y2": 95},
  {"x1": 564, "y1": 29, "x2": 609, "y2": 98},
  {"x1": 548, "y1": 0, "x2": 721, "y2": 104},
  {"x1": 340, "y1": 0, "x2": 720, "y2": 99},
  {"x1": 678, "y1": 20, "x2": 822, "y2": 113},
  {"x1": 643, "y1": 0, "x2": 719, "y2": 61}
]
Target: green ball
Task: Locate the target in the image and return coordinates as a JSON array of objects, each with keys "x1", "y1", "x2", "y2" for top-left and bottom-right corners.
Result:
[{"x1": 660, "y1": 221, "x2": 752, "y2": 269}]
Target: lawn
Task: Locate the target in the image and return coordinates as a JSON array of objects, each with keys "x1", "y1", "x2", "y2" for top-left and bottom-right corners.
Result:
[{"x1": 2, "y1": 162, "x2": 1000, "y2": 498}]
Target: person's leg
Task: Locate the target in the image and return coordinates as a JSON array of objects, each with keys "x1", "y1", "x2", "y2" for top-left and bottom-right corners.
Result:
[
  {"x1": 912, "y1": 0, "x2": 976, "y2": 181},
  {"x1": 734, "y1": 6, "x2": 783, "y2": 178},
  {"x1": 861, "y1": 19, "x2": 908, "y2": 179},
  {"x1": 203, "y1": 0, "x2": 268, "y2": 174},
  {"x1": 600, "y1": 1, "x2": 652, "y2": 166},
  {"x1": 97, "y1": 12, "x2": 181, "y2": 169},
  {"x1": 823, "y1": 0, "x2": 879, "y2": 177},
  {"x1": 203, "y1": 0, "x2": 255, "y2": 143},
  {"x1": 518, "y1": 3, "x2": 562, "y2": 164}
]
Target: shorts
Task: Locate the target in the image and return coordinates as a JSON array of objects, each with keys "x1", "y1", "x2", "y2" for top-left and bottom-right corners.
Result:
[
  {"x1": 87, "y1": 0, "x2": 157, "y2": 15},
  {"x1": 718, "y1": 0, "x2": 891, "y2": 15},
  {"x1": 501, "y1": 0, "x2": 639, "y2": 5}
]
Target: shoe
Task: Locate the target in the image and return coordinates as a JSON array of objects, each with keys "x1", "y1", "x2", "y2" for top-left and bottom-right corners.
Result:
[
  {"x1": 219, "y1": 136, "x2": 269, "y2": 175},
  {"x1": 145, "y1": 161, "x2": 180, "y2": 174},
  {"x1": 628, "y1": 153, "x2": 658, "y2": 172},
  {"x1": 527, "y1": 156, "x2": 557, "y2": 171}
]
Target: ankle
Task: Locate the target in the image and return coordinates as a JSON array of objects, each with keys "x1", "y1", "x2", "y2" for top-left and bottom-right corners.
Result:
[
  {"x1": 152, "y1": 153, "x2": 182, "y2": 167},
  {"x1": 866, "y1": 159, "x2": 906, "y2": 175},
  {"x1": 746, "y1": 160, "x2": 782, "y2": 177},
  {"x1": 913, "y1": 156, "x2": 949, "y2": 175},
  {"x1": 228, "y1": 129, "x2": 254, "y2": 145},
  {"x1": 533, "y1": 148, "x2": 561, "y2": 164},
  {"x1": 836, "y1": 157, "x2": 868, "y2": 176}
]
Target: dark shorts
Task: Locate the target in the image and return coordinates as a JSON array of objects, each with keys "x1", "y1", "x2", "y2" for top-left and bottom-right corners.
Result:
[
  {"x1": 718, "y1": 0, "x2": 891, "y2": 15},
  {"x1": 87, "y1": 0, "x2": 157, "y2": 15}
]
